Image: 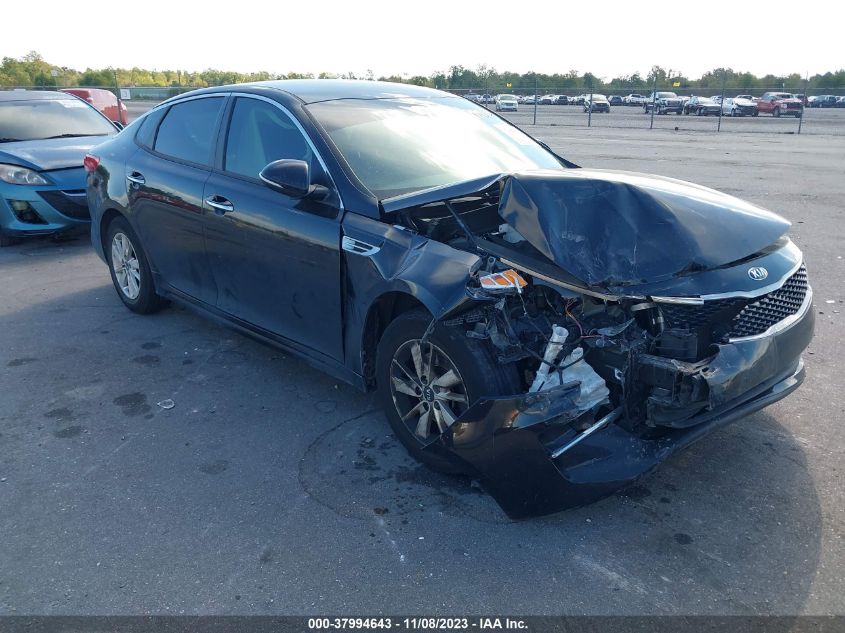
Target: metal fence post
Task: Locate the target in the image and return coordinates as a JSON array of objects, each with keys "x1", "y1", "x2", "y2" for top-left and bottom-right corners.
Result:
[
  {"x1": 798, "y1": 77, "x2": 808, "y2": 134},
  {"x1": 587, "y1": 79, "x2": 593, "y2": 128},
  {"x1": 111, "y1": 68, "x2": 125, "y2": 126},
  {"x1": 717, "y1": 70, "x2": 726, "y2": 132},
  {"x1": 533, "y1": 73, "x2": 538, "y2": 125},
  {"x1": 649, "y1": 75, "x2": 657, "y2": 130}
]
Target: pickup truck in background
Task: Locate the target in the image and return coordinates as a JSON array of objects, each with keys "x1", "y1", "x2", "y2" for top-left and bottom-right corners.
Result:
[
  {"x1": 643, "y1": 91, "x2": 684, "y2": 114},
  {"x1": 756, "y1": 92, "x2": 803, "y2": 117}
]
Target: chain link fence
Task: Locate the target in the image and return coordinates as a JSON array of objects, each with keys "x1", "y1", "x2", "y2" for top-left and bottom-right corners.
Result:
[
  {"x1": 447, "y1": 81, "x2": 845, "y2": 135},
  {"x1": 6, "y1": 82, "x2": 845, "y2": 135}
]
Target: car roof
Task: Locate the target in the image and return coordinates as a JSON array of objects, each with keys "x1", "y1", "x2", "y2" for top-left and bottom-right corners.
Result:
[
  {"x1": 0, "y1": 89, "x2": 70, "y2": 102},
  {"x1": 231, "y1": 79, "x2": 453, "y2": 104}
]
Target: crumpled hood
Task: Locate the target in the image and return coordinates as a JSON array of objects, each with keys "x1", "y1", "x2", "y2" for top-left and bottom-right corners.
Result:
[
  {"x1": 498, "y1": 169, "x2": 791, "y2": 287},
  {"x1": 0, "y1": 136, "x2": 107, "y2": 172}
]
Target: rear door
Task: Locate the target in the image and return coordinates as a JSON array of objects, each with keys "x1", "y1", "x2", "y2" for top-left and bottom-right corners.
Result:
[
  {"x1": 201, "y1": 95, "x2": 344, "y2": 360},
  {"x1": 126, "y1": 95, "x2": 225, "y2": 304}
]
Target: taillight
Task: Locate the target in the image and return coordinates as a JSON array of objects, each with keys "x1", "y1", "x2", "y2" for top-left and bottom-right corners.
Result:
[{"x1": 83, "y1": 154, "x2": 100, "y2": 173}]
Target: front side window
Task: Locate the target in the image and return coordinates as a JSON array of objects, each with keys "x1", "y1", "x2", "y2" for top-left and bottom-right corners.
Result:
[
  {"x1": 223, "y1": 98, "x2": 314, "y2": 179},
  {"x1": 154, "y1": 97, "x2": 223, "y2": 166},
  {"x1": 0, "y1": 98, "x2": 116, "y2": 142},
  {"x1": 307, "y1": 97, "x2": 562, "y2": 199}
]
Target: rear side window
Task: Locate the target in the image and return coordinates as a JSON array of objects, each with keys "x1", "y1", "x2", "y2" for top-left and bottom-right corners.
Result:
[
  {"x1": 154, "y1": 97, "x2": 224, "y2": 165},
  {"x1": 135, "y1": 107, "x2": 166, "y2": 149},
  {"x1": 224, "y1": 97, "x2": 314, "y2": 179}
]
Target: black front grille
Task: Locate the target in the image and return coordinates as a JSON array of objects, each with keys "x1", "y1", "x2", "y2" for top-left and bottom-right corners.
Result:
[
  {"x1": 660, "y1": 298, "x2": 747, "y2": 330},
  {"x1": 37, "y1": 190, "x2": 90, "y2": 220},
  {"x1": 728, "y1": 265, "x2": 809, "y2": 338}
]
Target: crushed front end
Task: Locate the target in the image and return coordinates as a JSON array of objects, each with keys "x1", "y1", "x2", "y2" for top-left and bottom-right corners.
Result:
[{"x1": 381, "y1": 170, "x2": 814, "y2": 519}]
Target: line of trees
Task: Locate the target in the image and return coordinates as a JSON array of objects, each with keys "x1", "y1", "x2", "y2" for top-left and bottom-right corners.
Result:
[{"x1": 3, "y1": 52, "x2": 844, "y2": 94}]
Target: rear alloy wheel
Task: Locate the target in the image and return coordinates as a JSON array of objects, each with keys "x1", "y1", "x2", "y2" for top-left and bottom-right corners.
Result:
[
  {"x1": 377, "y1": 310, "x2": 519, "y2": 473},
  {"x1": 106, "y1": 217, "x2": 166, "y2": 314}
]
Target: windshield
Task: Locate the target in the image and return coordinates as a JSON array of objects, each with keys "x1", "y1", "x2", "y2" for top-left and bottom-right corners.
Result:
[
  {"x1": 0, "y1": 98, "x2": 116, "y2": 142},
  {"x1": 308, "y1": 97, "x2": 563, "y2": 198},
  {"x1": 657, "y1": 92, "x2": 678, "y2": 98},
  {"x1": 589, "y1": 94, "x2": 607, "y2": 101},
  {"x1": 498, "y1": 95, "x2": 517, "y2": 101}
]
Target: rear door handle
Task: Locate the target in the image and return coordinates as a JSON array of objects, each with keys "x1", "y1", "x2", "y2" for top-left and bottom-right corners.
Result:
[
  {"x1": 126, "y1": 171, "x2": 145, "y2": 185},
  {"x1": 204, "y1": 195, "x2": 234, "y2": 215}
]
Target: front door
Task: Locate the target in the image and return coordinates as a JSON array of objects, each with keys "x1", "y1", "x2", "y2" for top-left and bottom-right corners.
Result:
[{"x1": 202, "y1": 96, "x2": 343, "y2": 360}]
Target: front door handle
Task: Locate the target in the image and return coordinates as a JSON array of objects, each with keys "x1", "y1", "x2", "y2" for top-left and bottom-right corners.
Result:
[
  {"x1": 204, "y1": 195, "x2": 234, "y2": 215},
  {"x1": 126, "y1": 171, "x2": 145, "y2": 185}
]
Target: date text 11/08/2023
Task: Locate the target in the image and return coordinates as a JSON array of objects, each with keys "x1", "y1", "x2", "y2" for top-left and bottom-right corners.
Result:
[{"x1": 307, "y1": 617, "x2": 528, "y2": 630}]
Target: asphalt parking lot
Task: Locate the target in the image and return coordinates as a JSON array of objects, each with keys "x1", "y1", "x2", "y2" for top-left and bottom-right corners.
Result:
[{"x1": 1, "y1": 119, "x2": 844, "y2": 615}]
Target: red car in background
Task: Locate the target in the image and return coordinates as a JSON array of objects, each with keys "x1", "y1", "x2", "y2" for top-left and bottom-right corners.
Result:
[
  {"x1": 756, "y1": 92, "x2": 803, "y2": 118},
  {"x1": 60, "y1": 88, "x2": 128, "y2": 125}
]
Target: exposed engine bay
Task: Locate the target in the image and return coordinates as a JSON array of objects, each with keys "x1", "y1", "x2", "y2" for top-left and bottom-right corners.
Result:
[{"x1": 387, "y1": 182, "x2": 772, "y2": 436}]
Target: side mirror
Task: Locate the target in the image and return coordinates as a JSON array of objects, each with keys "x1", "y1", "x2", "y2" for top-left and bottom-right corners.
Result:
[{"x1": 259, "y1": 159, "x2": 327, "y2": 199}]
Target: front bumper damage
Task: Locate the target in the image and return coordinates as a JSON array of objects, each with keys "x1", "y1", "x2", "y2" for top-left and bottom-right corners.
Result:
[{"x1": 435, "y1": 290, "x2": 814, "y2": 519}]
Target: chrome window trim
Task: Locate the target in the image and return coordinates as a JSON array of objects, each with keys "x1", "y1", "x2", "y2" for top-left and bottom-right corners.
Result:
[
  {"x1": 225, "y1": 92, "x2": 344, "y2": 213},
  {"x1": 727, "y1": 284, "x2": 813, "y2": 343}
]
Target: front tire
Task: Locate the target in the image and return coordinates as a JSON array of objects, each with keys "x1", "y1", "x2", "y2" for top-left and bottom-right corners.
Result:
[
  {"x1": 376, "y1": 310, "x2": 520, "y2": 474},
  {"x1": 106, "y1": 216, "x2": 166, "y2": 314}
]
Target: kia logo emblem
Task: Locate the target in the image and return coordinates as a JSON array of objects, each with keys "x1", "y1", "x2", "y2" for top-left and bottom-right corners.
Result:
[{"x1": 748, "y1": 267, "x2": 768, "y2": 281}]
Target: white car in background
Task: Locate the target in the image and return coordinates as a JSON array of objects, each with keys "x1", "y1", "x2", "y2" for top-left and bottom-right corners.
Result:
[
  {"x1": 495, "y1": 94, "x2": 519, "y2": 112},
  {"x1": 721, "y1": 97, "x2": 759, "y2": 117},
  {"x1": 623, "y1": 93, "x2": 646, "y2": 106}
]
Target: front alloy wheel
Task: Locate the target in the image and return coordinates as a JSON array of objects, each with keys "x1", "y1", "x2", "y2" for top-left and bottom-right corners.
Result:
[
  {"x1": 389, "y1": 340, "x2": 468, "y2": 442},
  {"x1": 376, "y1": 310, "x2": 520, "y2": 473}
]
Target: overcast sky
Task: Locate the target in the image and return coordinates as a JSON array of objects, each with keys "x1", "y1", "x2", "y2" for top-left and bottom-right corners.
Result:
[{"x1": 6, "y1": 0, "x2": 840, "y2": 79}]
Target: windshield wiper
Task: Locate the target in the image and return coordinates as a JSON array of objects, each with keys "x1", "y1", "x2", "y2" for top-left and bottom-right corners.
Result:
[{"x1": 41, "y1": 133, "x2": 96, "y2": 139}]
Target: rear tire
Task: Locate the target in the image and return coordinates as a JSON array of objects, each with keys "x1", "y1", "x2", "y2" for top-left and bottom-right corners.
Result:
[
  {"x1": 105, "y1": 216, "x2": 167, "y2": 314},
  {"x1": 376, "y1": 309, "x2": 521, "y2": 474}
]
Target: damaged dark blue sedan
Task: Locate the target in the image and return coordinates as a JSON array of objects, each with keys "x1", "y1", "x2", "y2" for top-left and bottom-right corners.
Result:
[{"x1": 85, "y1": 81, "x2": 813, "y2": 518}]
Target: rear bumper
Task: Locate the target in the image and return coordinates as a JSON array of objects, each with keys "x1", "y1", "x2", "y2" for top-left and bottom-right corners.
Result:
[{"x1": 437, "y1": 286, "x2": 814, "y2": 519}]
